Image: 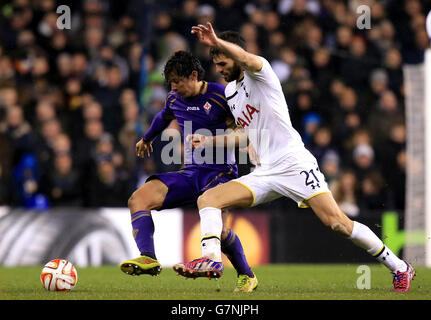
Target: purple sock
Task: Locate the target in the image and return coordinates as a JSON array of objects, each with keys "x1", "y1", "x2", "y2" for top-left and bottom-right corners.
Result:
[
  {"x1": 221, "y1": 229, "x2": 254, "y2": 277},
  {"x1": 131, "y1": 210, "x2": 156, "y2": 259}
]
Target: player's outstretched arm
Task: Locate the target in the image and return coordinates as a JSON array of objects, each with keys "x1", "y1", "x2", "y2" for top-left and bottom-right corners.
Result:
[
  {"x1": 186, "y1": 126, "x2": 247, "y2": 149},
  {"x1": 191, "y1": 22, "x2": 262, "y2": 73}
]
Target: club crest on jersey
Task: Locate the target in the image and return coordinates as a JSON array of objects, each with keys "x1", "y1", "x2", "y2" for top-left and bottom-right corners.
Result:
[
  {"x1": 235, "y1": 104, "x2": 260, "y2": 127},
  {"x1": 203, "y1": 101, "x2": 212, "y2": 115}
]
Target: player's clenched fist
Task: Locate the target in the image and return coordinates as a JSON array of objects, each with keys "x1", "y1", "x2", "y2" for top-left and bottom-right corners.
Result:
[{"x1": 136, "y1": 138, "x2": 153, "y2": 158}]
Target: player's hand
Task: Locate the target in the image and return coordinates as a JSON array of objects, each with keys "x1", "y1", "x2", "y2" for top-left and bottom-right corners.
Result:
[
  {"x1": 191, "y1": 22, "x2": 218, "y2": 47},
  {"x1": 136, "y1": 138, "x2": 153, "y2": 158},
  {"x1": 186, "y1": 133, "x2": 209, "y2": 149},
  {"x1": 240, "y1": 144, "x2": 261, "y2": 166}
]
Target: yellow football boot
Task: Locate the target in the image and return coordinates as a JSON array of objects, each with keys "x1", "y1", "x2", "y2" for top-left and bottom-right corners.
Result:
[{"x1": 120, "y1": 255, "x2": 161, "y2": 276}]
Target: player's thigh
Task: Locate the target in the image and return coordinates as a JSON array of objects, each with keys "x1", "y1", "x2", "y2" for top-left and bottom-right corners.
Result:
[
  {"x1": 306, "y1": 192, "x2": 354, "y2": 236},
  {"x1": 197, "y1": 180, "x2": 254, "y2": 210},
  {"x1": 128, "y1": 179, "x2": 168, "y2": 211}
]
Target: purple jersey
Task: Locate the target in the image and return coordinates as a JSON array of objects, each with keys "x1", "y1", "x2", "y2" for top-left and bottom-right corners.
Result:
[
  {"x1": 142, "y1": 82, "x2": 238, "y2": 210},
  {"x1": 144, "y1": 82, "x2": 236, "y2": 167}
]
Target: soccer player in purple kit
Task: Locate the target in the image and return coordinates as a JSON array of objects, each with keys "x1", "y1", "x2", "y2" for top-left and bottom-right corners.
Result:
[{"x1": 120, "y1": 51, "x2": 258, "y2": 292}]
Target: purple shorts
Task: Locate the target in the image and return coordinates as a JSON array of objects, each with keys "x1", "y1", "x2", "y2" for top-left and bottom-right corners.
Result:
[{"x1": 146, "y1": 164, "x2": 238, "y2": 210}]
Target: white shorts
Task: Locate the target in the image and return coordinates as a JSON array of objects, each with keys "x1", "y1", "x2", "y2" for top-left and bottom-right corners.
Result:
[{"x1": 233, "y1": 151, "x2": 331, "y2": 208}]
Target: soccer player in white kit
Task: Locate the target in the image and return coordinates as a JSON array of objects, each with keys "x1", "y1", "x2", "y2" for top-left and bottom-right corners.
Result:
[{"x1": 173, "y1": 22, "x2": 415, "y2": 292}]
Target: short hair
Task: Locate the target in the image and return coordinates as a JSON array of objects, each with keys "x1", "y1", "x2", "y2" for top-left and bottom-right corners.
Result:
[
  {"x1": 163, "y1": 50, "x2": 205, "y2": 82},
  {"x1": 210, "y1": 31, "x2": 246, "y2": 58}
]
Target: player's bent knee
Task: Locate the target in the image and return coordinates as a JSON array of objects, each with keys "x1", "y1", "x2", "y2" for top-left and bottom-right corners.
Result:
[
  {"x1": 127, "y1": 192, "x2": 137, "y2": 208},
  {"x1": 197, "y1": 193, "x2": 209, "y2": 209},
  {"x1": 128, "y1": 184, "x2": 165, "y2": 212},
  {"x1": 128, "y1": 190, "x2": 148, "y2": 211},
  {"x1": 197, "y1": 190, "x2": 220, "y2": 209}
]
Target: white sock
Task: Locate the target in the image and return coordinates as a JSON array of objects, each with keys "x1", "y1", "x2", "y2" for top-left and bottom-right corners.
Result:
[
  {"x1": 199, "y1": 207, "x2": 222, "y2": 262},
  {"x1": 349, "y1": 221, "x2": 407, "y2": 273}
]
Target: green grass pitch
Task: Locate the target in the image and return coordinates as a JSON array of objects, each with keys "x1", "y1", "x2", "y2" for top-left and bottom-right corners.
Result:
[{"x1": 1, "y1": 264, "x2": 430, "y2": 300}]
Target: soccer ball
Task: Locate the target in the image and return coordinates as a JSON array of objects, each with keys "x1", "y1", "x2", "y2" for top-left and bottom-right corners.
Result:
[{"x1": 40, "y1": 259, "x2": 78, "y2": 291}]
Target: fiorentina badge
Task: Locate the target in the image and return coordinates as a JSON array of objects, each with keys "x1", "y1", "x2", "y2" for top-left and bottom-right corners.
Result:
[{"x1": 203, "y1": 102, "x2": 212, "y2": 115}]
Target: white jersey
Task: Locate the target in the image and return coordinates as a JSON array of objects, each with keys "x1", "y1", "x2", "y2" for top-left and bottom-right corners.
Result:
[
  {"x1": 225, "y1": 57, "x2": 330, "y2": 207},
  {"x1": 225, "y1": 57, "x2": 313, "y2": 168}
]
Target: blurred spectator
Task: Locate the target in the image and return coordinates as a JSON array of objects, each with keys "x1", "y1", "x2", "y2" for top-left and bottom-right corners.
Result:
[
  {"x1": 71, "y1": 52, "x2": 90, "y2": 82},
  {"x1": 92, "y1": 132, "x2": 124, "y2": 170},
  {"x1": 92, "y1": 63, "x2": 125, "y2": 136},
  {"x1": 214, "y1": 0, "x2": 245, "y2": 32},
  {"x1": 35, "y1": 99, "x2": 55, "y2": 121},
  {"x1": 12, "y1": 153, "x2": 49, "y2": 209},
  {"x1": 74, "y1": 118, "x2": 105, "y2": 170},
  {"x1": 36, "y1": 117, "x2": 63, "y2": 173},
  {"x1": 0, "y1": 0, "x2": 417, "y2": 212},
  {"x1": 331, "y1": 169, "x2": 360, "y2": 217},
  {"x1": 2, "y1": 105, "x2": 39, "y2": 166},
  {"x1": 86, "y1": 158, "x2": 131, "y2": 207},
  {"x1": 377, "y1": 122, "x2": 407, "y2": 210},
  {"x1": 127, "y1": 41, "x2": 143, "y2": 91},
  {"x1": 141, "y1": 69, "x2": 167, "y2": 117},
  {"x1": 358, "y1": 170, "x2": 387, "y2": 212},
  {"x1": 352, "y1": 143, "x2": 376, "y2": 182},
  {"x1": 332, "y1": 87, "x2": 363, "y2": 148},
  {"x1": 367, "y1": 90, "x2": 404, "y2": 145},
  {"x1": 0, "y1": 56, "x2": 16, "y2": 84},
  {"x1": 383, "y1": 48, "x2": 404, "y2": 98},
  {"x1": 272, "y1": 46, "x2": 297, "y2": 84},
  {"x1": 118, "y1": 121, "x2": 139, "y2": 173},
  {"x1": 301, "y1": 112, "x2": 321, "y2": 145},
  {"x1": 279, "y1": 0, "x2": 317, "y2": 39},
  {"x1": 282, "y1": 63, "x2": 312, "y2": 101},
  {"x1": 173, "y1": 0, "x2": 199, "y2": 47},
  {"x1": 55, "y1": 53, "x2": 74, "y2": 82},
  {"x1": 343, "y1": 128, "x2": 373, "y2": 164},
  {"x1": 290, "y1": 89, "x2": 315, "y2": 133},
  {"x1": 0, "y1": 87, "x2": 19, "y2": 109},
  {"x1": 309, "y1": 46, "x2": 336, "y2": 111},
  {"x1": 52, "y1": 132, "x2": 72, "y2": 155},
  {"x1": 364, "y1": 68, "x2": 389, "y2": 107},
  {"x1": 307, "y1": 126, "x2": 335, "y2": 164},
  {"x1": 389, "y1": 0, "x2": 427, "y2": 64},
  {"x1": 118, "y1": 100, "x2": 141, "y2": 172},
  {"x1": 196, "y1": 4, "x2": 216, "y2": 26},
  {"x1": 338, "y1": 35, "x2": 377, "y2": 93},
  {"x1": 321, "y1": 149, "x2": 341, "y2": 185},
  {"x1": 298, "y1": 23, "x2": 324, "y2": 67},
  {"x1": 40, "y1": 153, "x2": 82, "y2": 206}
]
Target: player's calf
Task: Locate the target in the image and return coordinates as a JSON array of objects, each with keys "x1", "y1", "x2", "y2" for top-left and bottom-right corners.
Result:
[
  {"x1": 307, "y1": 193, "x2": 353, "y2": 237},
  {"x1": 330, "y1": 221, "x2": 352, "y2": 237}
]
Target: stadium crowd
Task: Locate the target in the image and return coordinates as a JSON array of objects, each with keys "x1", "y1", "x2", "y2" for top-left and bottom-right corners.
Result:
[{"x1": 0, "y1": 0, "x2": 429, "y2": 216}]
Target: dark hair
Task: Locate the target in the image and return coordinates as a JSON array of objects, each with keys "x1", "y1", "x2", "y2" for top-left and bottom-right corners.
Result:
[
  {"x1": 163, "y1": 50, "x2": 205, "y2": 82},
  {"x1": 210, "y1": 31, "x2": 246, "y2": 58}
]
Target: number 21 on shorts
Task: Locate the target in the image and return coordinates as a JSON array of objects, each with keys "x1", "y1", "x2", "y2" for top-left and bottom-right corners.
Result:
[{"x1": 300, "y1": 168, "x2": 321, "y2": 190}]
